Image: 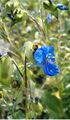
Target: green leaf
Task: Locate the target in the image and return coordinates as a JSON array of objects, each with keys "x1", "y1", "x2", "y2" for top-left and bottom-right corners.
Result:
[
  {"x1": 1, "y1": 0, "x2": 8, "y2": 4},
  {"x1": 0, "y1": 57, "x2": 13, "y2": 86},
  {"x1": 26, "y1": 111, "x2": 35, "y2": 119},
  {"x1": 12, "y1": 110, "x2": 25, "y2": 119},
  {"x1": 24, "y1": 41, "x2": 33, "y2": 59},
  {"x1": 51, "y1": 9, "x2": 58, "y2": 19},
  {"x1": 42, "y1": 91, "x2": 63, "y2": 118},
  {"x1": 5, "y1": 0, "x2": 19, "y2": 10}
]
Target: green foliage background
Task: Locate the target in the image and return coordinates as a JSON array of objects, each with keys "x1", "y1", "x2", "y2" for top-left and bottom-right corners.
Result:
[{"x1": 0, "y1": 0, "x2": 70, "y2": 119}]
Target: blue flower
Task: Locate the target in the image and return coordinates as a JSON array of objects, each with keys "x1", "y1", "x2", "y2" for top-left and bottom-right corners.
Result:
[
  {"x1": 34, "y1": 48, "x2": 46, "y2": 66},
  {"x1": 34, "y1": 45, "x2": 60, "y2": 76},
  {"x1": 47, "y1": 14, "x2": 52, "y2": 23},
  {"x1": 57, "y1": 4, "x2": 68, "y2": 10},
  {"x1": 42, "y1": 62, "x2": 60, "y2": 76}
]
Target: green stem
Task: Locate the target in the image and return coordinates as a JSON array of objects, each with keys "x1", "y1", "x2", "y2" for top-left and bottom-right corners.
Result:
[
  {"x1": 8, "y1": 56, "x2": 23, "y2": 78},
  {"x1": 24, "y1": 55, "x2": 28, "y2": 118},
  {"x1": 12, "y1": 59, "x2": 23, "y2": 78},
  {"x1": 46, "y1": 24, "x2": 49, "y2": 40},
  {"x1": 40, "y1": 0, "x2": 46, "y2": 41}
]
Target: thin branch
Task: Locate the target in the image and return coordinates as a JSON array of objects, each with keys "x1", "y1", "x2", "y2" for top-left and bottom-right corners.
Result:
[
  {"x1": 24, "y1": 56, "x2": 28, "y2": 89},
  {"x1": 40, "y1": 0, "x2": 46, "y2": 41},
  {"x1": 8, "y1": 56, "x2": 23, "y2": 78},
  {"x1": 13, "y1": 60, "x2": 23, "y2": 78},
  {"x1": 48, "y1": 0, "x2": 52, "y2": 5},
  {"x1": 24, "y1": 55, "x2": 28, "y2": 118}
]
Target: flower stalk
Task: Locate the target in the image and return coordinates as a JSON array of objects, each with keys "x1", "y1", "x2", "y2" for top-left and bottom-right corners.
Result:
[{"x1": 24, "y1": 55, "x2": 28, "y2": 118}]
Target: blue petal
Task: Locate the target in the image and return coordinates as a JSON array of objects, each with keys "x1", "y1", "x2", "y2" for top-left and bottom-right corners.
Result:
[
  {"x1": 47, "y1": 14, "x2": 52, "y2": 23},
  {"x1": 41, "y1": 45, "x2": 55, "y2": 56},
  {"x1": 57, "y1": 4, "x2": 68, "y2": 10},
  {"x1": 34, "y1": 48, "x2": 46, "y2": 66},
  {"x1": 41, "y1": 45, "x2": 55, "y2": 62},
  {"x1": 42, "y1": 62, "x2": 60, "y2": 76}
]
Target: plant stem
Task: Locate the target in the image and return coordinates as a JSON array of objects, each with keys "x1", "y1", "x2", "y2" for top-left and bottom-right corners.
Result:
[
  {"x1": 24, "y1": 55, "x2": 28, "y2": 118},
  {"x1": 40, "y1": 0, "x2": 46, "y2": 40},
  {"x1": 46, "y1": 24, "x2": 49, "y2": 41},
  {"x1": 8, "y1": 56, "x2": 23, "y2": 78},
  {"x1": 12, "y1": 59, "x2": 23, "y2": 78}
]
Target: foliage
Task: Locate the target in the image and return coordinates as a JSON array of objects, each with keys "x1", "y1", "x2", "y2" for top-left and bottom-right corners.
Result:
[{"x1": 0, "y1": 0, "x2": 70, "y2": 119}]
